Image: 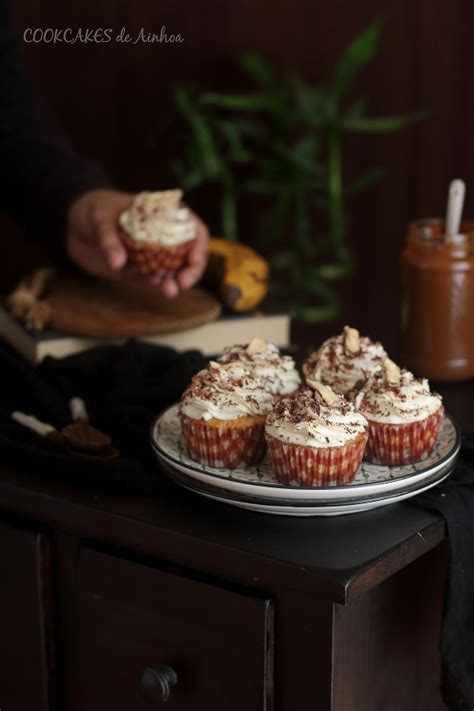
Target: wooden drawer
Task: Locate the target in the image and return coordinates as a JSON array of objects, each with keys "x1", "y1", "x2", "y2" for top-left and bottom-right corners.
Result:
[
  {"x1": 0, "y1": 522, "x2": 53, "y2": 711},
  {"x1": 76, "y1": 548, "x2": 273, "y2": 710}
]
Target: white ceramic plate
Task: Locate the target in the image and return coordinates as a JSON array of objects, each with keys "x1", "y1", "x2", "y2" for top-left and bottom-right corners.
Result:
[
  {"x1": 155, "y1": 454, "x2": 455, "y2": 516},
  {"x1": 151, "y1": 404, "x2": 460, "y2": 509}
]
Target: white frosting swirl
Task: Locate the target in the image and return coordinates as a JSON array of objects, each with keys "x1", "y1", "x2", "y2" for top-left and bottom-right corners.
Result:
[
  {"x1": 265, "y1": 385, "x2": 368, "y2": 448},
  {"x1": 355, "y1": 369, "x2": 442, "y2": 424},
  {"x1": 181, "y1": 361, "x2": 275, "y2": 421},
  {"x1": 303, "y1": 328, "x2": 387, "y2": 396},
  {"x1": 218, "y1": 338, "x2": 301, "y2": 396},
  {"x1": 119, "y1": 190, "x2": 197, "y2": 246}
]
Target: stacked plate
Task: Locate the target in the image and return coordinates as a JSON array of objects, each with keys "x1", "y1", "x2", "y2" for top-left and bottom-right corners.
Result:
[{"x1": 151, "y1": 404, "x2": 460, "y2": 516}]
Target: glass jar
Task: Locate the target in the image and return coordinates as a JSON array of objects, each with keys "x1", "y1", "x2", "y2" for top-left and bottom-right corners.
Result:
[{"x1": 401, "y1": 218, "x2": 474, "y2": 382}]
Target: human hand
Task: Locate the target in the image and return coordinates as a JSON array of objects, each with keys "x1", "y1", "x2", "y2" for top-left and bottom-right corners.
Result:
[
  {"x1": 66, "y1": 189, "x2": 209, "y2": 297},
  {"x1": 66, "y1": 188, "x2": 132, "y2": 279},
  {"x1": 158, "y1": 209, "x2": 209, "y2": 297}
]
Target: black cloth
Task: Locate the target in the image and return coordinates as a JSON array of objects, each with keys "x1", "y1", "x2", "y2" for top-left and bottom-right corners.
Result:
[
  {"x1": 0, "y1": 339, "x2": 207, "y2": 493},
  {"x1": 411, "y1": 437, "x2": 474, "y2": 711},
  {"x1": 0, "y1": 0, "x2": 111, "y2": 260}
]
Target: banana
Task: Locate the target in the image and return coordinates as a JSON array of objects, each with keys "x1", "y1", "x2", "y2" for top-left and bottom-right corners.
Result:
[{"x1": 205, "y1": 238, "x2": 269, "y2": 312}]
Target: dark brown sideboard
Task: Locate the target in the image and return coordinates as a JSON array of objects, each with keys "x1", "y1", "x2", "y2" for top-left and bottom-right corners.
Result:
[{"x1": 0, "y1": 464, "x2": 449, "y2": 711}]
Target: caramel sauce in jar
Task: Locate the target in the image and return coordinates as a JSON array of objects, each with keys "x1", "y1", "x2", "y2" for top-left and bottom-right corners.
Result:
[{"x1": 401, "y1": 218, "x2": 474, "y2": 382}]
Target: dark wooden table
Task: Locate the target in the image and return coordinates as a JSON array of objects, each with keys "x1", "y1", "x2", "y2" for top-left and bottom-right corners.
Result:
[{"x1": 0, "y1": 360, "x2": 471, "y2": 710}]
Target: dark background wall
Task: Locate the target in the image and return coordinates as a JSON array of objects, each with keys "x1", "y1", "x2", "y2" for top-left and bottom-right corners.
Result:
[{"x1": 4, "y1": 0, "x2": 474, "y2": 347}]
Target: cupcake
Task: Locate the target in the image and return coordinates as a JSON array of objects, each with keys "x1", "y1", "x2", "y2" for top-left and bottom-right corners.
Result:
[
  {"x1": 355, "y1": 358, "x2": 443, "y2": 466},
  {"x1": 217, "y1": 337, "x2": 301, "y2": 397},
  {"x1": 119, "y1": 189, "x2": 197, "y2": 280},
  {"x1": 303, "y1": 326, "x2": 387, "y2": 399},
  {"x1": 180, "y1": 360, "x2": 276, "y2": 468},
  {"x1": 265, "y1": 380, "x2": 368, "y2": 486}
]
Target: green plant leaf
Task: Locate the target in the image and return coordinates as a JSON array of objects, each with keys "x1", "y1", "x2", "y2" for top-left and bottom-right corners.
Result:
[
  {"x1": 174, "y1": 87, "x2": 222, "y2": 178},
  {"x1": 317, "y1": 261, "x2": 354, "y2": 280},
  {"x1": 228, "y1": 118, "x2": 266, "y2": 140},
  {"x1": 293, "y1": 133, "x2": 320, "y2": 158},
  {"x1": 289, "y1": 274, "x2": 342, "y2": 321},
  {"x1": 221, "y1": 173, "x2": 238, "y2": 240},
  {"x1": 327, "y1": 129, "x2": 345, "y2": 252},
  {"x1": 345, "y1": 167, "x2": 383, "y2": 195},
  {"x1": 271, "y1": 251, "x2": 297, "y2": 269},
  {"x1": 268, "y1": 282, "x2": 290, "y2": 297},
  {"x1": 344, "y1": 98, "x2": 367, "y2": 119},
  {"x1": 330, "y1": 18, "x2": 382, "y2": 103},
  {"x1": 174, "y1": 85, "x2": 193, "y2": 118},
  {"x1": 199, "y1": 92, "x2": 275, "y2": 111},
  {"x1": 273, "y1": 135, "x2": 325, "y2": 177},
  {"x1": 240, "y1": 52, "x2": 275, "y2": 86},
  {"x1": 292, "y1": 302, "x2": 341, "y2": 323},
  {"x1": 261, "y1": 192, "x2": 292, "y2": 245},
  {"x1": 243, "y1": 179, "x2": 285, "y2": 195},
  {"x1": 173, "y1": 164, "x2": 207, "y2": 190},
  {"x1": 313, "y1": 195, "x2": 329, "y2": 209},
  {"x1": 291, "y1": 78, "x2": 332, "y2": 127},
  {"x1": 294, "y1": 185, "x2": 313, "y2": 255},
  {"x1": 343, "y1": 111, "x2": 428, "y2": 132},
  {"x1": 216, "y1": 120, "x2": 252, "y2": 163}
]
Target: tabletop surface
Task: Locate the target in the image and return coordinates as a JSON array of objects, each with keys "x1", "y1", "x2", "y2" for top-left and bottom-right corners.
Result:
[
  {"x1": 0, "y1": 341, "x2": 471, "y2": 603},
  {"x1": 0, "y1": 458, "x2": 446, "y2": 603}
]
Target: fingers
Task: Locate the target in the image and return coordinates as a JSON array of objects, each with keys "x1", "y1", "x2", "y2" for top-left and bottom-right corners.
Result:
[
  {"x1": 191, "y1": 221, "x2": 210, "y2": 263},
  {"x1": 66, "y1": 189, "x2": 133, "y2": 278},
  {"x1": 176, "y1": 262, "x2": 204, "y2": 290},
  {"x1": 96, "y1": 222, "x2": 127, "y2": 270},
  {"x1": 159, "y1": 276, "x2": 179, "y2": 298},
  {"x1": 177, "y1": 218, "x2": 209, "y2": 290},
  {"x1": 88, "y1": 192, "x2": 133, "y2": 271}
]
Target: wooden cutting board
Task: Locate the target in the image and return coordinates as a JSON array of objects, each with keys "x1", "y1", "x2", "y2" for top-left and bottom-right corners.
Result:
[{"x1": 44, "y1": 275, "x2": 221, "y2": 337}]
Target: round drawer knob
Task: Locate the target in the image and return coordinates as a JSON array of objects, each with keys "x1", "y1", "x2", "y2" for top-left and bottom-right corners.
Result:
[{"x1": 138, "y1": 665, "x2": 178, "y2": 703}]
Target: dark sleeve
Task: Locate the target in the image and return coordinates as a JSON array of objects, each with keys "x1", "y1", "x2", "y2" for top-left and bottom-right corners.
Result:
[{"x1": 0, "y1": 0, "x2": 112, "y2": 261}]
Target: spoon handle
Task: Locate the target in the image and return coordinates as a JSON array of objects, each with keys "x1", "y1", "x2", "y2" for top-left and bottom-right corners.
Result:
[
  {"x1": 69, "y1": 397, "x2": 89, "y2": 423},
  {"x1": 445, "y1": 179, "x2": 465, "y2": 236},
  {"x1": 11, "y1": 411, "x2": 56, "y2": 437}
]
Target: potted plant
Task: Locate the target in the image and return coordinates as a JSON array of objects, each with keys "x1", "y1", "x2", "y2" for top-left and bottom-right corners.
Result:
[{"x1": 172, "y1": 19, "x2": 425, "y2": 321}]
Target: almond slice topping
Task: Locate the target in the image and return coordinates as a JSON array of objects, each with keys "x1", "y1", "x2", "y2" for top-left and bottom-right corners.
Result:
[
  {"x1": 307, "y1": 379, "x2": 339, "y2": 405},
  {"x1": 383, "y1": 358, "x2": 401, "y2": 386},
  {"x1": 343, "y1": 325, "x2": 360, "y2": 354},
  {"x1": 144, "y1": 189, "x2": 183, "y2": 211},
  {"x1": 246, "y1": 337, "x2": 269, "y2": 355},
  {"x1": 219, "y1": 360, "x2": 246, "y2": 371}
]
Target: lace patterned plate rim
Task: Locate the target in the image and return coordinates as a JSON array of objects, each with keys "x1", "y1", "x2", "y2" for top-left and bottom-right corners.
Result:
[
  {"x1": 150, "y1": 404, "x2": 460, "y2": 503},
  {"x1": 155, "y1": 454, "x2": 454, "y2": 510}
]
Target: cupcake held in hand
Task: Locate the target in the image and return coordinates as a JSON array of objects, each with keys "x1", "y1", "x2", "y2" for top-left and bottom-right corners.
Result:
[
  {"x1": 355, "y1": 358, "x2": 443, "y2": 466},
  {"x1": 217, "y1": 337, "x2": 301, "y2": 397},
  {"x1": 180, "y1": 359, "x2": 276, "y2": 468},
  {"x1": 265, "y1": 380, "x2": 368, "y2": 486},
  {"x1": 303, "y1": 326, "x2": 387, "y2": 399},
  {"x1": 119, "y1": 189, "x2": 197, "y2": 281}
]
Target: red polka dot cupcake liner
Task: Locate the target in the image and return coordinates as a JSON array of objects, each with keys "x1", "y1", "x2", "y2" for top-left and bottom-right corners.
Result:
[
  {"x1": 364, "y1": 407, "x2": 444, "y2": 466},
  {"x1": 265, "y1": 431, "x2": 368, "y2": 486},
  {"x1": 181, "y1": 413, "x2": 266, "y2": 469},
  {"x1": 120, "y1": 232, "x2": 195, "y2": 281}
]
